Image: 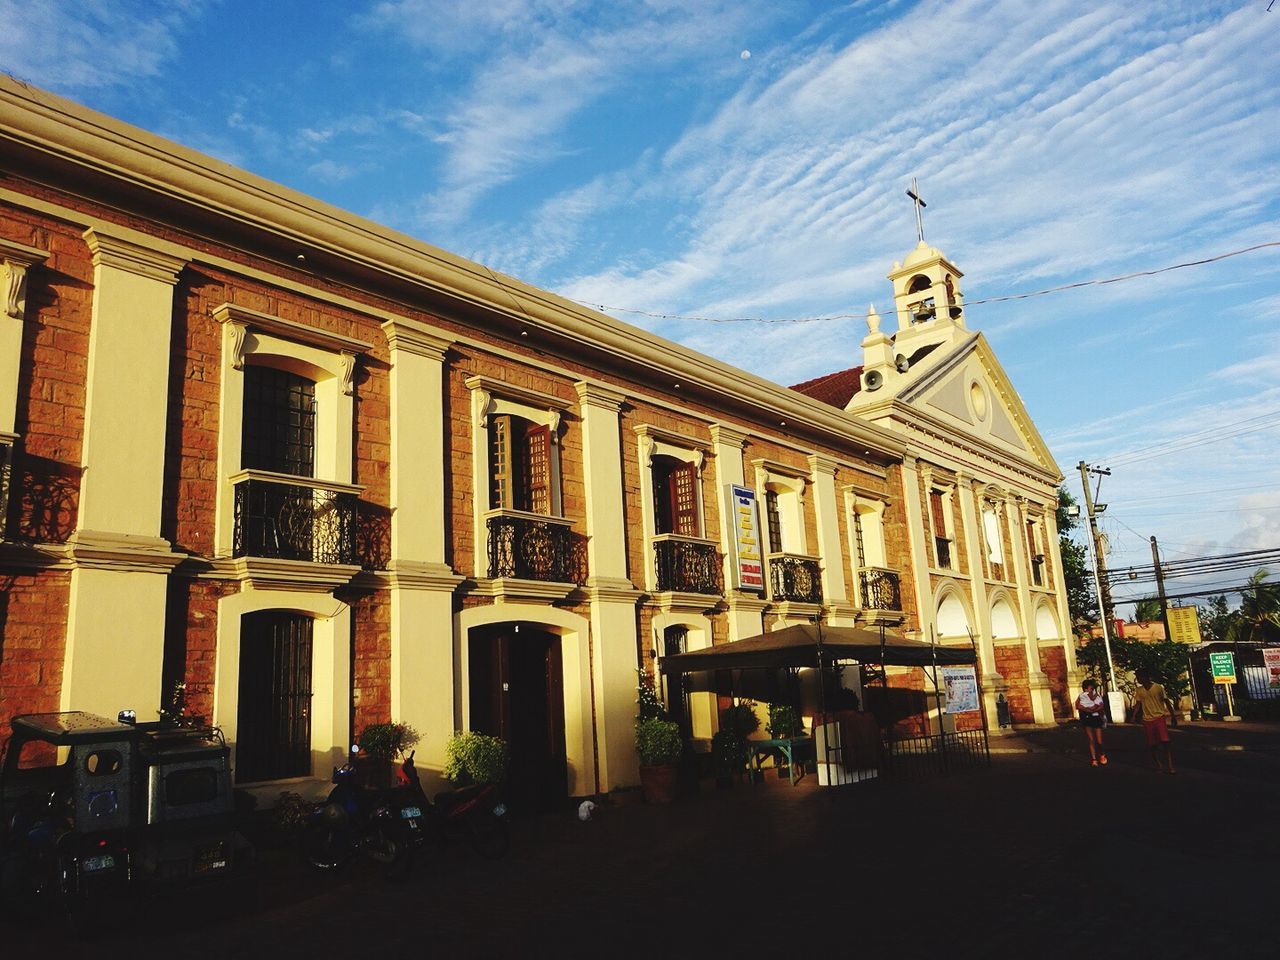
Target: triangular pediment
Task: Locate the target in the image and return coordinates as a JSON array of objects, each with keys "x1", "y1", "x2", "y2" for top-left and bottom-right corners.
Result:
[{"x1": 899, "y1": 333, "x2": 1059, "y2": 474}]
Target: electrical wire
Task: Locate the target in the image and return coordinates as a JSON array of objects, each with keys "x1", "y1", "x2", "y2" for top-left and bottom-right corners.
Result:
[{"x1": 568, "y1": 241, "x2": 1280, "y2": 325}]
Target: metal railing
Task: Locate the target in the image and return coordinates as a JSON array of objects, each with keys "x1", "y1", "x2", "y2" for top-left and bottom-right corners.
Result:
[
  {"x1": 858, "y1": 566, "x2": 903, "y2": 611},
  {"x1": 768, "y1": 553, "x2": 823, "y2": 604},
  {"x1": 486, "y1": 511, "x2": 583, "y2": 583},
  {"x1": 232, "y1": 473, "x2": 358, "y2": 565},
  {"x1": 653, "y1": 535, "x2": 722, "y2": 595},
  {"x1": 883, "y1": 728, "x2": 990, "y2": 778}
]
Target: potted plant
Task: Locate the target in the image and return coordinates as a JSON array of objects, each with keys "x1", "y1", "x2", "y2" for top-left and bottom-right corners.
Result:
[
  {"x1": 767, "y1": 704, "x2": 801, "y2": 779},
  {"x1": 711, "y1": 729, "x2": 747, "y2": 787},
  {"x1": 635, "y1": 717, "x2": 683, "y2": 803},
  {"x1": 356, "y1": 721, "x2": 420, "y2": 787},
  {"x1": 443, "y1": 731, "x2": 509, "y2": 786}
]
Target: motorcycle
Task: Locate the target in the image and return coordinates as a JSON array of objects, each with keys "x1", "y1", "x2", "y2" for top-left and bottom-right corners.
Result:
[
  {"x1": 302, "y1": 747, "x2": 509, "y2": 877},
  {"x1": 302, "y1": 745, "x2": 425, "y2": 879}
]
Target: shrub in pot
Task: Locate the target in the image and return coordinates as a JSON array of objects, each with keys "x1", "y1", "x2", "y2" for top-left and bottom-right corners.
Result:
[
  {"x1": 635, "y1": 717, "x2": 683, "y2": 803},
  {"x1": 711, "y1": 729, "x2": 748, "y2": 787},
  {"x1": 443, "y1": 731, "x2": 509, "y2": 786},
  {"x1": 356, "y1": 721, "x2": 420, "y2": 787}
]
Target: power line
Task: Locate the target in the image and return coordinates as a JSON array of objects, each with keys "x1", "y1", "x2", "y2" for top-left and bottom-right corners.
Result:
[
  {"x1": 569, "y1": 241, "x2": 1280, "y2": 325},
  {"x1": 1101, "y1": 408, "x2": 1280, "y2": 465}
]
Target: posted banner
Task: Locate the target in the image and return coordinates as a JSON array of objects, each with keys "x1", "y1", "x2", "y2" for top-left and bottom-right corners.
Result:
[
  {"x1": 941, "y1": 666, "x2": 980, "y2": 714},
  {"x1": 1264, "y1": 647, "x2": 1280, "y2": 690},
  {"x1": 727, "y1": 484, "x2": 764, "y2": 592}
]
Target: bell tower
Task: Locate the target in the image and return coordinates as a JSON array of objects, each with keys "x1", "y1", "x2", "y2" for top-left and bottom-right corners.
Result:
[{"x1": 887, "y1": 240, "x2": 967, "y2": 355}]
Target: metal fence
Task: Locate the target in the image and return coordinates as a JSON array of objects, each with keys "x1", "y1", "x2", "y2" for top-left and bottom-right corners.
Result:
[
  {"x1": 882, "y1": 729, "x2": 990, "y2": 778},
  {"x1": 1191, "y1": 643, "x2": 1280, "y2": 718}
]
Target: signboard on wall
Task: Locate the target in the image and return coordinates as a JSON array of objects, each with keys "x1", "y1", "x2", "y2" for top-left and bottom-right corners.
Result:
[
  {"x1": 941, "y1": 666, "x2": 980, "y2": 714},
  {"x1": 1167, "y1": 606, "x2": 1201, "y2": 644},
  {"x1": 726, "y1": 484, "x2": 764, "y2": 592}
]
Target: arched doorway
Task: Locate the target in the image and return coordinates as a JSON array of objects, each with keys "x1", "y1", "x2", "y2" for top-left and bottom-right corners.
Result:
[
  {"x1": 469, "y1": 622, "x2": 567, "y2": 810},
  {"x1": 936, "y1": 591, "x2": 972, "y2": 639}
]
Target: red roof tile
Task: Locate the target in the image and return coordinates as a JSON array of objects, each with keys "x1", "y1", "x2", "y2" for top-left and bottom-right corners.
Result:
[{"x1": 789, "y1": 366, "x2": 862, "y2": 408}]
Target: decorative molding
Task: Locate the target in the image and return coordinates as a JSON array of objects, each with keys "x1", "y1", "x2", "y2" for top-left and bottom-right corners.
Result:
[
  {"x1": 649, "y1": 591, "x2": 726, "y2": 614},
  {"x1": 338, "y1": 352, "x2": 356, "y2": 396},
  {"x1": 464, "y1": 374, "x2": 567, "y2": 412},
  {"x1": 65, "y1": 530, "x2": 186, "y2": 574},
  {"x1": 227, "y1": 468, "x2": 364, "y2": 497},
  {"x1": 383, "y1": 559, "x2": 465, "y2": 592},
  {"x1": 769, "y1": 600, "x2": 823, "y2": 620},
  {"x1": 806, "y1": 453, "x2": 838, "y2": 477},
  {"x1": 467, "y1": 576, "x2": 578, "y2": 603},
  {"x1": 212, "y1": 302, "x2": 373, "y2": 355},
  {"x1": 582, "y1": 576, "x2": 644, "y2": 604},
  {"x1": 227, "y1": 321, "x2": 249, "y2": 370},
  {"x1": 725, "y1": 592, "x2": 771, "y2": 615},
  {"x1": 0, "y1": 237, "x2": 48, "y2": 319},
  {"x1": 574, "y1": 381, "x2": 626, "y2": 411},
  {"x1": 228, "y1": 555, "x2": 362, "y2": 592},
  {"x1": 751, "y1": 458, "x2": 810, "y2": 482},
  {"x1": 708, "y1": 423, "x2": 747, "y2": 449},
  {"x1": 380, "y1": 317, "x2": 455, "y2": 360},
  {"x1": 842, "y1": 482, "x2": 892, "y2": 505},
  {"x1": 0, "y1": 539, "x2": 73, "y2": 571},
  {"x1": 82, "y1": 228, "x2": 184, "y2": 285}
]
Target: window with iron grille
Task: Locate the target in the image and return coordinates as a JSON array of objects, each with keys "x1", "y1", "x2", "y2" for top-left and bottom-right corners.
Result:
[
  {"x1": 241, "y1": 366, "x2": 316, "y2": 477},
  {"x1": 489, "y1": 414, "x2": 552, "y2": 514}
]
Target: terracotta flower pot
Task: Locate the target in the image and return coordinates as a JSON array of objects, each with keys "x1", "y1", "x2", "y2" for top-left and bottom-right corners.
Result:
[{"x1": 639, "y1": 763, "x2": 679, "y2": 804}]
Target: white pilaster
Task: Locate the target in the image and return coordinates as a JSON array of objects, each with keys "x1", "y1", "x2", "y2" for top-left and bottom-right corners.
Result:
[{"x1": 807, "y1": 453, "x2": 849, "y2": 606}]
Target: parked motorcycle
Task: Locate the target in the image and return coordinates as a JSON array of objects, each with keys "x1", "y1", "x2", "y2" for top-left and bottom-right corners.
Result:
[{"x1": 302, "y1": 747, "x2": 509, "y2": 878}]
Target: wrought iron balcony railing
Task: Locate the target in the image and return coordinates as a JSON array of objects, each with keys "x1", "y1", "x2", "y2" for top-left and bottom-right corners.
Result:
[
  {"x1": 858, "y1": 566, "x2": 903, "y2": 611},
  {"x1": 486, "y1": 510, "x2": 584, "y2": 583},
  {"x1": 232, "y1": 471, "x2": 359, "y2": 565},
  {"x1": 653, "y1": 534, "x2": 722, "y2": 595},
  {"x1": 768, "y1": 553, "x2": 823, "y2": 604}
]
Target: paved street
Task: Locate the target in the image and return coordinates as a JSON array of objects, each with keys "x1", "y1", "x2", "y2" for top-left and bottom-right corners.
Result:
[{"x1": 5, "y1": 720, "x2": 1278, "y2": 958}]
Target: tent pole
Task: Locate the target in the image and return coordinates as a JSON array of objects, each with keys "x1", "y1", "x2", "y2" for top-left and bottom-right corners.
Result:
[
  {"x1": 879, "y1": 622, "x2": 893, "y2": 773},
  {"x1": 968, "y1": 628, "x2": 991, "y2": 765},
  {"x1": 930, "y1": 627, "x2": 949, "y2": 774},
  {"x1": 815, "y1": 617, "x2": 831, "y2": 783}
]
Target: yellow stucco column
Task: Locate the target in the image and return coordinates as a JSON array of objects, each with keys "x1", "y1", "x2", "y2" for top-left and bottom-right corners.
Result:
[
  {"x1": 807, "y1": 454, "x2": 850, "y2": 610},
  {"x1": 1043, "y1": 504, "x2": 1080, "y2": 676},
  {"x1": 955, "y1": 472, "x2": 1003, "y2": 728},
  {"x1": 1010, "y1": 495, "x2": 1055, "y2": 723},
  {"x1": 62, "y1": 228, "x2": 186, "y2": 718},
  {"x1": 381, "y1": 319, "x2": 462, "y2": 777},
  {"x1": 575, "y1": 382, "x2": 643, "y2": 791},
  {"x1": 710, "y1": 423, "x2": 764, "y2": 641}
]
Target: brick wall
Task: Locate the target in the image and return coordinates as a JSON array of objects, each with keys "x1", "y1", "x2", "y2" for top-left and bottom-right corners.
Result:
[
  {"x1": 1039, "y1": 645, "x2": 1070, "y2": 718},
  {"x1": 0, "y1": 572, "x2": 70, "y2": 733},
  {"x1": 995, "y1": 644, "x2": 1033, "y2": 723}
]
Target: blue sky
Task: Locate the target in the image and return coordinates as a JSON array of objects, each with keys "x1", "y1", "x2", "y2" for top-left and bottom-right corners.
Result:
[{"x1": 4, "y1": 0, "x2": 1279, "y2": 614}]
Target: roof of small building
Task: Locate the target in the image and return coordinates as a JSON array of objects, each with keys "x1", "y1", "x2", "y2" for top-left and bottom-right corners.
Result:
[{"x1": 790, "y1": 365, "x2": 863, "y2": 408}]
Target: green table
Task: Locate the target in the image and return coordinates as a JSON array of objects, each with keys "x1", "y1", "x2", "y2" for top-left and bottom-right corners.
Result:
[{"x1": 747, "y1": 737, "x2": 815, "y2": 786}]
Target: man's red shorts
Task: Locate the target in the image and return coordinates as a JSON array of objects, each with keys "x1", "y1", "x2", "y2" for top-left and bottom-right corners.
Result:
[{"x1": 1143, "y1": 716, "x2": 1169, "y2": 746}]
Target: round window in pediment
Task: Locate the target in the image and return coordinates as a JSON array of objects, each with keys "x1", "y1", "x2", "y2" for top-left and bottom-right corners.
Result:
[{"x1": 969, "y1": 381, "x2": 988, "y2": 421}]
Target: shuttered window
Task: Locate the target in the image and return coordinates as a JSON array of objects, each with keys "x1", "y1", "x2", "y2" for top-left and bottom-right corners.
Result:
[
  {"x1": 765, "y1": 491, "x2": 783, "y2": 554},
  {"x1": 653, "y1": 456, "x2": 699, "y2": 536},
  {"x1": 489, "y1": 415, "x2": 552, "y2": 514}
]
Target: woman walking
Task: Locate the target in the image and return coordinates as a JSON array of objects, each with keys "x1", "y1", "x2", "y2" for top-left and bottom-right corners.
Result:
[{"x1": 1076, "y1": 678, "x2": 1108, "y2": 766}]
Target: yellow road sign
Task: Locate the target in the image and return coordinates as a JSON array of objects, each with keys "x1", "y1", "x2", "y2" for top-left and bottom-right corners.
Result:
[{"x1": 1167, "y1": 605, "x2": 1201, "y2": 644}]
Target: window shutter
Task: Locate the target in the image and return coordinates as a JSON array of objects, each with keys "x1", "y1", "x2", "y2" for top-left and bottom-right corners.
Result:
[
  {"x1": 765, "y1": 491, "x2": 783, "y2": 554},
  {"x1": 489, "y1": 415, "x2": 513, "y2": 509},
  {"x1": 521, "y1": 422, "x2": 551, "y2": 514},
  {"x1": 928, "y1": 489, "x2": 947, "y2": 533},
  {"x1": 671, "y1": 462, "x2": 699, "y2": 537}
]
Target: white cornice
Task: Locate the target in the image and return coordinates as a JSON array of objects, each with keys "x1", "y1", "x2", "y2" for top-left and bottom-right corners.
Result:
[
  {"x1": 0, "y1": 77, "x2": 904, "y2": 463},
  {"x1": 464, "y1": 374, "x2": 568, "y2": 411},
  {"x1": 83, "y1": 228, "x2": 185, "y2": 285}
]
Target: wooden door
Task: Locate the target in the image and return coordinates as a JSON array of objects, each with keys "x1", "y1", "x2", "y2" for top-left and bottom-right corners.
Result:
[{"x1": 236, "y1": 611, "x2": 313, "y2": 783}]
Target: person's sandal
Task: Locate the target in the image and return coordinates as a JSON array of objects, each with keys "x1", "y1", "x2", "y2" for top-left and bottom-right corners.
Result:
[
  {"x1": 1091, "y1": 759, "x2": 1099, "y2": 766},
  {"x1": 1099, "y1": 755, "x2": 1108, "y2": 765}
]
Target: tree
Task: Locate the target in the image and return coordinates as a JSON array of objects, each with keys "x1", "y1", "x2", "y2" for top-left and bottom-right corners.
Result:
[
  {"x1": 1198, "y1": 594, "x2": 1234, "y2": 643},
  {"x1": 1226, "y1": 569, "x2": 1280, "y2": 645},
  {"x1": 1057, "y1": 487, "x2": 1097, "y2": 636},
  {"x1": 1132, "y1": 597, "x2": 1162, "y2": 623},
  {"x1": 1075, "y1": 634, "x2": 1190, "y2": 705}
]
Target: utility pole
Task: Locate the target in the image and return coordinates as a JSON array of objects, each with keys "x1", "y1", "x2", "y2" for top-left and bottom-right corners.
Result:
[
  {"x1": 1078, "y1": 461, "x2": 1126, "y2": 721},
  {"x1": 1151, "y1": 535, "x2": 1198, "y2": 720}
]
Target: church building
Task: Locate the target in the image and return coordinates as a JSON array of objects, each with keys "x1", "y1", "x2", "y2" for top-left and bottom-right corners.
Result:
[{"x1": 0, "y1": 78, "x2": 1076, "y2": 802}]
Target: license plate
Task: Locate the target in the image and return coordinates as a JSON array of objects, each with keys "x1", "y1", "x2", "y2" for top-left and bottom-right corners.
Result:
[
  {"x1": 493, "y1": 803, "x2": 507, "y2": 818},
  {"x1": 82, "y1": 854, "x2": 115, "y2": 873},
  {"x1": 194, "y1": 858, "x2": 228, "y2": 874},
  {"x1": 400, "y1": 806, "x2": 422, "y2": 819}
]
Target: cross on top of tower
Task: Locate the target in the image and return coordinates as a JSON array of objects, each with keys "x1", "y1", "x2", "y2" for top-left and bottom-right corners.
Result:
[{"x1": 906, "y1": 177, "x2": 927, "y2": 244}]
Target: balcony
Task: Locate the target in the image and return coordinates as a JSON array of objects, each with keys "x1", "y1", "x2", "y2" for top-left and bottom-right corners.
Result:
[
  {"x1": 858, "y1": 566, "x2": 903, "y2": 612},
  {"x1": 486, "y1": 511, "x2": 583, "y2": 584},
  {"x1": 768, "y1": 553, "x2": 823, "y2": 604},
  {"x1": 653, "y1": 534, "x2": 722, "y2": 595},
  {"x1": 232, "y1": 471, "x2": 359, "y2": 565}
]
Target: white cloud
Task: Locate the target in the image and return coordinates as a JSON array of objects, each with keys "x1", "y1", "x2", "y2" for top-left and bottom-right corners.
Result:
[{"x1": 0, "y1": 0, "x2": 212, "y2": 90}]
